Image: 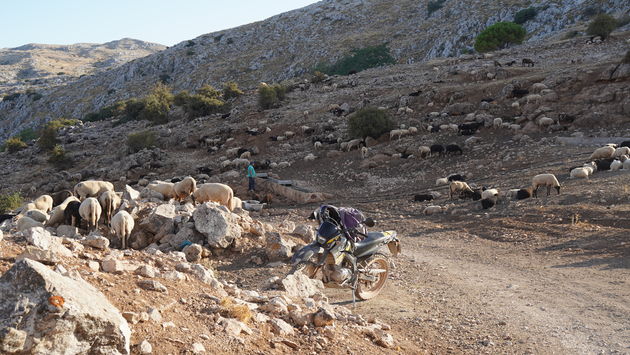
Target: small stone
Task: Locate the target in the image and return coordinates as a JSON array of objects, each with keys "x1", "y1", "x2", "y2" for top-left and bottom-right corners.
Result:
[
  {"x1": 83, "y1": 233, "x2": 110, "y2": 250},
  {"x1": 312, "y1": 307, "x2": 336, "y2": 327},
  {"x1": 182, "y1": 243, "x2": 203, "y2": 262},
  {"x1": 122, "y1": 312, "x2": 139, "y2": 324},
  {"x1": 137, "y1": 280, "x2": 168, "y2": 292},
  {"x1": 135, "y1": 265, "x2": 156, "y2": 278},
  {"x1": 147, "y1": 308, "x2": 162, "y2": 322},
  {"x1": 161, "y1": 270, "x2": 186, "y2": 281},
  {"x1": 162, "y1": 321, "x2": 176, "y2": 328},
  {"x1": 270, "y1": 318, "x2": 295, "y2": 336},
  {"x1": 138, "y1": 340, "x2": 152, "y2": 354},
  {"x1": 192, "y1": 343, "x2": 206, "y2": 353},
  {"x1": 102, "y1": 258, "x2": 124, "y2": 274},
  {"x1": 87, "y1": 260, "x2": 100, "y2": 271}
]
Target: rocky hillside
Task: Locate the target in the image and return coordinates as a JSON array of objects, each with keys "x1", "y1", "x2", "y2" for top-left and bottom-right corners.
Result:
[
  {"x1": 0, "y1": 38, "x2": 165, "y2": 94},
  {"x1": 1, "y1": 0, "x2": 629, "y2": 140}
]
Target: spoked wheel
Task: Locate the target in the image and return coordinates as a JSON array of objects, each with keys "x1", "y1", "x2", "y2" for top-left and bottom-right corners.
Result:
[{"x1": 355, "y1": 254, "x2": 390, "y2": 300}]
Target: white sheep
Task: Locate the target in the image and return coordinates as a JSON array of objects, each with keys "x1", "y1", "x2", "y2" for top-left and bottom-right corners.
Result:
[
  {"x1": 408, "y1": 127, "x2": 418, "y2": 134},
  {"x1": 418, "y1": 146, "x2": 431, "y2": 158},
  {"x1": 277, "y1": 161, "x2": 291, "y2": 169},
  {"x1": 531, "y1": 83, "x2": 548, "y2": 92},
  {"x1": 435, "y1": 177, "x2": 448, "y2": 186},
  {"x1": 231, "y1": 196, "x2": 243, "y2": 211},
  {"x1": 32, "y1": 195, "x2": 53, "y2": 213},
  {"x1": 232, "y1": 158, "x2": 250, "y2": 168},
  {"x1": 570, "y1": 167, "x2": 590, "y2": 179},
  {"x1": 511, "y1": 101, "x2": 520, "y2": 108},
  {"x1": 589, "y1": 146, "x2": 615, "y2": 160},
  {"x1": 304, "y1": 154, "x2": 317, "y2": 161},
  {"x1": 284, "y1": 131, "x2": 295, "y2": 138},
  {"x1": 612, "y1": 147, "x2": 630, "y2": 158},
  {"x1": 481, "y1": 188, "x2": 499, "y2": 201},
  {"x1": 526, "y1": 94, "x2": 541, "y2": 105},
  {"x1": 493, "y1": 118, "x2": 502, "y2": 128},
  {"x1": 221, "y1": 160, "x2": 232, "y2": 169},
  {"x1": 449, "y1": 181, "x2": 474, "y2": 200},
  {"x1": 448, "y1": 124, "x2": 459, "y2": 132},
  {"x1": 193, "y1": 183, "x2": 234, "y2": 210},
  {"x1": 147, "y1": 181, "x2": 175, "y2": 200},
  {"x1": 24, "y1": 209, "x2": 49, "y2": 223},
  {"x1": 174, "y1": 176, "x2": 197, "y2": 201},
  {"x1": 226, "y1": 148, "x2": 240, "y2": 158},
  {"x1": 361, "y1": 146, "x2": 368, "y2": 159},
  {"x1": 79, "y1": 197, "x2": 102, "y2": 232},
  {"x1": 610, "y1": 160, "x2": 623, "y2": 171},
  {"x1": 240, "y1": 151, "x2": 251, "y2": 159},
  {"x1": 389, "y1": 129, "x2": 408, "y2": 140},
  {"x1": 510, "y1": 124, "x2": 521, "y2": 131},
  {"x1": 623, "y1": 159, "x2": 630, "y2": 170},
  {"x1": 345, "y1": 139, "x2": 362, "y2": 151},
  {"x1": 439, "y1": 124, "x2": 450, "y2": 131},
  {"x1": 111, "y1": 210, "x2": 134, "y2": 250},
  {"x1": 423, "y1": 205, "x2": 446, "y2": 215},
  {"x1": 314, "y1": 141, "x2": 322, "y2": 149},
  {"x1": 47, "y1": 196, "x2": 80, "y2": 226},
  {"x1": 538, "y1": 117, "x2": 555, "y2": 127},
  {"x1": 300, "y1": 125, "x2": 311, "y2": 133},
  {"x1": 531, "y1": 173, "x2": 561, "y2": 197},
  {"x1": 98, "y1": 190, "x2": 121, "y2": 226},
  {"x1": 74, "y1": 181, "x2": 114, "y2": 200}
]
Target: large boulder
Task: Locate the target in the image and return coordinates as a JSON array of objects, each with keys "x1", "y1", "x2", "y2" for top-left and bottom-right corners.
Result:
[
  {"x1": 265, "y1": 232, "x2": 296, "y2": 262},
  {"x1": 281, "y1": 272, "x2": 324, "y2": 299},
  {"x1": 193, "y1": 203, "x2": 242, "y2": 249},
  {"x1": 0, "y1": 259, "x2": 130, "y2": 354},
  {"x1": 136, "y1": 204, "x2": 176, "y2": 248},
  {"x1": 23, "y1": 227, "x2": 73, "y2": 258}
]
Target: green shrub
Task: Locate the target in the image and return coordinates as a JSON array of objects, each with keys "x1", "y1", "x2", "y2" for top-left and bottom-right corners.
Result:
[
  {"x1": 348, "y1": 107, "x2": 395, "y2": 139},
  {"x1": 315, "y1": 44, "x2": 396, "y2": 76},
  {"x1": 427, "y1": 0, "x2": 446, "y2": 17},
  {"x1": 196, "y1": 85, "x2": 222, "y2": 100},
  {"x1": 174, "y1": 90, "x2": 227, "y2": 118},
  {"x1": 4, "y1": 137, "x2": 27, "y2": 153},
  {"x1": 474, "y1": 22, "x2": 526, "y2": 52},
  {"x1": 222, "y1": 82, "x2": 244, "y2": 99},
  {"x1": 37, "y1": 118, "x2": 80, "y2": 150},
  {"x1": 127, "y1": 130, "x2": 157, "y2": 153},
  {"x1": 257, "y1": 84, "x2": 287, "y2": 110},
  {"x1": 0, "y1": 192, "x2": 22, "y2": 214},
  {"x1": 48, "y1": 145, "x2": 73, "y2": 170},
  {"x1": 137, "y1": 83, "x2": 173, "y2": 124},
  {"x1": 587, "y1": 14, "x2": 617, "y2": 39},
  {"x1": 17, "y1": 128, "x2": 37, "y2": 142},
  {"x1": 310, "y1": 71, "x2": 327, "y2": 84},
  {"x1": 514, "y1": 7, "x2": 537, "y2": 24}
]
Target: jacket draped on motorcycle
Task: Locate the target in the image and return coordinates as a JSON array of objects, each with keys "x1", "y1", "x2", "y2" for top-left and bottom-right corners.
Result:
[{"x1": 311, "y1": 205, "x2": 367, "y2": 242}]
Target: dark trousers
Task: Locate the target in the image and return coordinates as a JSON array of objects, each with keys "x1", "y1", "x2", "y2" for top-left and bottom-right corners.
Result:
[{"x1": 248, "y1": 177, "x2": 255, "y2": 191}]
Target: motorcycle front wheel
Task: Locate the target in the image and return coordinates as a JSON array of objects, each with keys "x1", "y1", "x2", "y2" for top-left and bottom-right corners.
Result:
[{"x1": 355, "y1": 254, "x2": 390, "y2": 300}]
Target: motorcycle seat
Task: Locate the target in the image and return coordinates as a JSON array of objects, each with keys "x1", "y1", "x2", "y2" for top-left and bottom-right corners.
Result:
[{"x1": 354, "y1": 232, "x2": 392, "y2": 258}]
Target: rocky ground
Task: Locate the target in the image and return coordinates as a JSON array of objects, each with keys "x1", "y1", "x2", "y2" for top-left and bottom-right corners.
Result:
[{"x1": 1, "y1": 31, "x2": 629, "y2": 354}]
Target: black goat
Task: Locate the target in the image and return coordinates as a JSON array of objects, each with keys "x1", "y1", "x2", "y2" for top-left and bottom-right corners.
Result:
[
  {"x1": 619, "y1": 140, "x2": 630, "y2": 148},
  {"x1": 481, "y1": 199, "x2": 496, "y2": 209},
  {"x1": 522, "y1": 58, "x2": 535, "y2": 67},
  {"x1": 413, "y1": 194, "x2": 434, "y2": 202},
  {"x1": 64, "y1": 201, "x2": 82, "y2": 227},
  {"x1": 595, "y1": 159, "x2": 614, "y2": 171},
  {"x1": 511, "y1": 88, "x2": 529, "y2": 98},
  {"x1": 505, "y1": 60, "x2": 516, "y2": 66},
  {"x1": 430, "y1": 125, "x2": 441, "y2": 133},
  {"x1": 515, "y1": 188, "x2": 532, "y2": 200},
  {"x1": 408, "y1": 90, "x2": 422, "y2": 97},
  {"x1": 445, "y1": 144, "x2": 463, "y2": 155},
  {"x1": 196, "y1": 166, "x2": 213, "y2": 175},
  {"x1": 447, "y1": 174, "x2": 466, "y2": 182},
  {"x1": 51, "y1": 190, "x2": 73, "y2": 207},
  {"x1": 430, "y1": 144, "x2": 445, "y2": 156}
]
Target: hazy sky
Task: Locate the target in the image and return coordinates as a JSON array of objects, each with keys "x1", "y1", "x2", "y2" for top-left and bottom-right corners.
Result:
[{"x1": 1, "y1": 0, "x2": 319, "y2": 48}]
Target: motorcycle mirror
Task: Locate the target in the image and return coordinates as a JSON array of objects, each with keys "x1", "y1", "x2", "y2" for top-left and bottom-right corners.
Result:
[{"x1": 364, "y1": 218, "x2": 376, "y2": 227}]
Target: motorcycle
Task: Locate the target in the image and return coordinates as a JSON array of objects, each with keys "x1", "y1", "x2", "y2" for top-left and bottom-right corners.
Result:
[{"x1": 290, "y1": 206, "x2": 400, "y2": 302}]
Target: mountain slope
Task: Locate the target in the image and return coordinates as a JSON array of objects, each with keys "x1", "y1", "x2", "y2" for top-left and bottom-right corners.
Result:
[{"x1": 0, "y1": 0, "x2": 628, "y2": 140}]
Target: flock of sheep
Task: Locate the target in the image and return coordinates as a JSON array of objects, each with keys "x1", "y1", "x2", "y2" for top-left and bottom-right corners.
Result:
[
  {"x1": 417, "y1": 141, "x2": 630, "y2": 215},
  {"x1": 9, "y1": 178, "x2": 240, "y2": 250}
]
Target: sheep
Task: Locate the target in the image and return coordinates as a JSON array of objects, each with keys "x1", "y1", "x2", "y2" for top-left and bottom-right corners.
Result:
[
  {"x1": 64, "y1": 201, "x2": 82, "y2": 227},
  {"x1": 99, "y1": 190, "x2": 121, "y2": 226},
  {"x1": 232, "y1": 158, "x2": 250, "y2": 168},
  {"x1": 493, "y1": 118, "x2": 502, "y2": 128},
  {"x1": 314, "y1": 141, "x2": 322, "y2": 149},
  {"x1": 408, "y1": 127, "x2": 418, "y2": 134},
  {"x1": 481, "y1": 199, "x2": 496, "y2": 209},
  {"x1": 174, "y1": 176, "x2": 197, "y2": 201},
  {"x1": 510, "y1": 188, "x2": 532, "y2": 200},
  {"x1": 240, "y1": 151, "x2": 252, "y2": 159},
  {"x1": 414, "y1": 194, "x2": 434, "y2": 202},
  {"x1": 284, "y1": 131, "x2": 295, "y2": 138},
  {"x1": 193, "y1": 183, "x2": 234, "y2": 210},
  {"x1": 610, "y1": 160, "x2": 623, "y2": 171},
  {"x1": 481, "y1": 188, "x2": 499, "y2": 201},
  {"x1": 594, "y1": 158, "x2": 614, "y2": 171},
  {"x1": 570, "y1": 167, "x2": 591, "y2": 179},
  {"x1": 423, "y1": 205, "x2": 445, "y2": 215},
  {"x1": 538, "y1": 117, "x2": 555, "y2": 127},
  {"x1": 390, "y1": 129, "x2": 408, "y2": 140},
  {"x1": 620, "y1": 140, "x2": 630, "y2": 148},
  {"x1": 24, "y1": 209, "x2": 49, "y2": 223},
  {"x1": 430, "y1": 144, "x2": 445, "y2": 156},
  {"x1": 51, "y1": 190, "x2": 73, "y2": 207},
  {"x1": 277, "y1": 161, "x2": 291, "y2": 169},
  {"x1": 445, "y1": 144, "x2": 463, "y2": 155},
  {"x1": 47, "y1": 196, "x2": 80, "y2": 227},
  {"x1": 448, "y1": 124, "x2": 459, "y2": 132},
  {"x1": 418, "y1": 146, "x2": 431, "y2": 158},
  {"x1": 79, "y1": 197, "x2": 102, "y2": 232},
  {"x1": 531, "y1": 174, "x2": 560, "y2": 197},
  {"x1": 449, "y1": 181, "x2": 474, "y2": 200},
  {"x1": 531, "y1": 83, "x2": 548, "y2": 92},
  {"x1": 589, "y1": 146, "x2": 615, "y2": 160},
  {"x1": 435, "y1": 178, "x2": 449, "y2": 186},
  {"x1": 511, "y1": 88, "x2": 529, "y2": 98},
  {"x1": 111, "y1": 210, "x2": 134, "y2": 250},
  {"x1": 17, "y1": 216, "x2": 43, "y2": 232},
  {"x1": 361, "y1": 146, "x2": 368, "y2": 159},
  {"x1": 74, "y1": 181, "x2": 114, "y2": 200},
  {"x1": 612, "y1": 147, "x2": 630, "y2": 158},
  {"x1": 345, "y1": 139, "x2": 363, "y2": 151},
  {"x1": 231, "y1": 196, "x2": 243, "y2": 211},
  {"x1": 526, "y1": 94, "x2": 541, "y2": 105},
  {"x1": 33, "y1": 195, "x2": 53, "y2": 213},
  {"x1": 522, "y1": 58, "x2": 534, "y2": 67},
  {"x1": 511, "y1": 101, "x2": 520, "y2": 108},
  {"x1": 447, "y1": 174, "x2": 466, "y2": 182},
  {"x1": 304, "y1": 154, "x2": 317, "y2": 161},
  {"x1": 147, "y1": 181, "x2": 175, "y2": 200},
  {"x1": 464, "y1": 136, "x2": 481, "y2": 146}
]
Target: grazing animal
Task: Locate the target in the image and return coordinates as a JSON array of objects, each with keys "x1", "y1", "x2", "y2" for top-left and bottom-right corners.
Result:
[
  {"x1": 418, "y1": 146, "x2": 431, "y2": 158},
  {"x1": 570, "y1": 167, "x2": 591, "y2": 179},
  {"x1": 430, "y1": 144, "x2": 445, "y2": 156},
  {"x1": 594, "y1": 158, "x2": 614, "y2": 171},
  {"x1": 47, "y1": 196, "x2": 81, "y2": 227},
  {"x1": 74, "y1": 181, "x2": 114, "y2": 200},
  {"x1": 423, "y1": 205, "x2": 445, "y2": 215},
  {"x1": 481, "y1": 189, "x2": 499, "y2": 201},
  {"x1": 619, "y1": 140, "x2": 630, "y2": 148},
  {"x1": 414, "y1": 194, "x2": 434, "y2": 202},
  {"x1": 445, "y1": 144, "x2": 463, "y2": 155},
  {"x1": 193, "y1": 183, "x2": 234, "y2": 210},
  {"x1": 174, "y1": 176, "x2": 197, "y2": 201},
  {"x1": 99, "y1": 190, "x2": 121, "y2": 226},
  {"x1": 515, "y1": 188, "x2": 532, "y2": 200},
  {"x1": 481, "y1": 199, "x2": 496, "y2": 209},
  {"x1": 447, "y1": 174, "x2": 466, "y2": 182},
  {"x1": 531, "y1": 174, "x2": 560, "y2": 197},
  {"x1": 79, "y1": 197, "x2": 102, "y2": 232},
  {"x1": 111, "y1": 210, "x2": 134, "y2": 250},
  {"x1": 0, "y1": 214, "x2": 16, "y2": 223},
  {"x1": 522, "y1": 58, "x2": 534, "y2": 67},
  {"x1": 147, "y1": 181, "x2": 176, "y2": 200},
  {"x1": 590, "y1": 146, "x2": 615, "y2": 160},
  {"x1": 435, "y1": 177, "x2": 449, "y2": 186},
  {"x1": 51, "y1": 190, "x2": 73, "y2": 207},
  {"x1": 32, "y1": 195, "x2": 53, "y2": 213},
  {"x1": 610, "y1": 160, "x2": 623, "y2": 171},
  {"x1": 505, "y1": 60, "x2": 516, "y2": 66},
  {"x1": 612, "y1": 147, "x2": 630, "y2": 158},
  {"x1": 361, "y1": 146, "x2": 368, "y2": 159},
  {"x1": 24, "y1": 209, "x2": 48, "y2": 223},
  {"x1": 64, "y1": 201, "x2": 82, "y2": 227},
  {"x1": 449, "y1": 181, "x2": 474, "y2": 200},
  {"x1": 511, "y1": 88, "x2": 529, "y2": 98},
  {"x1": 430, "y1": 125, "x2": 441, "y2": 133}
]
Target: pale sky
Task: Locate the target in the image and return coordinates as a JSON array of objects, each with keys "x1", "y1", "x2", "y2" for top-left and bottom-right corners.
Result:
[{"x1": 1, "y1": 0, "x2": 319, "y2": 48}]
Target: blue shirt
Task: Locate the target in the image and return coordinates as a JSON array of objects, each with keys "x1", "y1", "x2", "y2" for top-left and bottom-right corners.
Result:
[{"x1": 247, "y1": 165, "x2": 256, "y2": 178}]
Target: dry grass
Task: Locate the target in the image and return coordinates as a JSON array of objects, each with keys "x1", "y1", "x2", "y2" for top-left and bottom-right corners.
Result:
[{"x1": 220, "y1": 297, "x2": 253, "y2": 324}]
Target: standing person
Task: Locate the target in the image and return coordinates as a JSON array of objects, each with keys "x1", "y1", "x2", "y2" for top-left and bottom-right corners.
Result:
[{"x1": 247, "y1": 162, "x2": 256, "y2": 191}]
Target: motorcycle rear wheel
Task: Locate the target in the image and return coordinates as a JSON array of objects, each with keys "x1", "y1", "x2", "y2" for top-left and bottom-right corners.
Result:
[{"x1": 355, "y1": 254, "x2": 390, "y2": 300}]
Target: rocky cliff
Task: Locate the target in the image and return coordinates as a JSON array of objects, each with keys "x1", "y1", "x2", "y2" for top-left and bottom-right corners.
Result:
[{"x1": 1, "y1": 0, "x2": 628, "y2": 140}]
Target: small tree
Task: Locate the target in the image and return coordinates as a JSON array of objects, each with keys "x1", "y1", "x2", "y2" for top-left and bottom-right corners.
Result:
[
  {"x1": 139, "y1": 83, "x2": 174, "y2": 124},
  {"x1": 38, "y1": 118, "x2": 80, "y2": 150},
  {"x1": 348, "y1": 107, "x2": 395, "y2": 139},
  {"x1": 4, "y1": 137, "x2": 27, "y2": 153},
  {"x1": 222, "y1": 82, "x2": 244, "y2": 100},
  {"x1": 48, "y1": 144, "x2": 73, "y2": 170},
  {"x1": 587, "y1": 14, "x2": 617, "y2": 39},
  {"x1": 514, "y1": 7, "x2": 537, "y2": 24},
  {"x1": 474, "y1": 22, "x2": 526, "y2": 52},
  {"x1": 315, "y1": 44, "x2": 396, "y2": 76},
  {"x1": 257, "y1": 84, "x2": 286, "y2": 110},
  {"x1": 196, "y1": 85, "x2": 222, "y2": 100},
  {"x1": 127, "y1": 131, "x2": 157, "y2": 153},
  {"x1": 0, "y1": 192, "x2": 22, "y2": 214}
]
